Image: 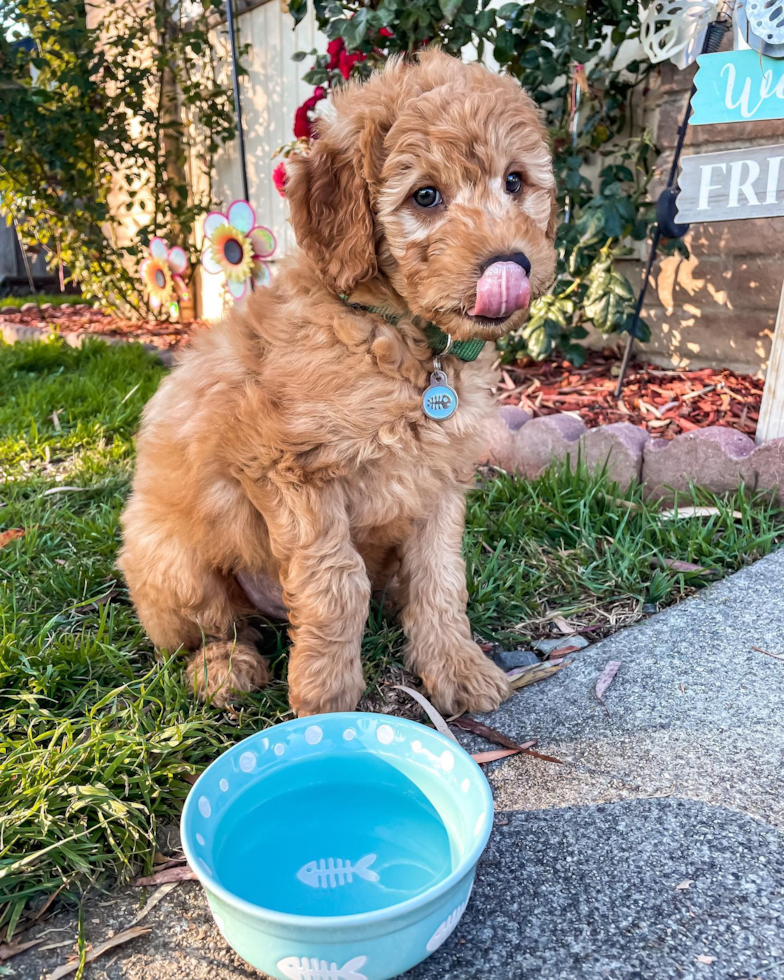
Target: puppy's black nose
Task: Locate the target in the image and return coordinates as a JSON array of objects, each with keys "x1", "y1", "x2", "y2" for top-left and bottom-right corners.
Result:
[{"x1": 482, "y1": 252, "x2": 531, "y2": 275}]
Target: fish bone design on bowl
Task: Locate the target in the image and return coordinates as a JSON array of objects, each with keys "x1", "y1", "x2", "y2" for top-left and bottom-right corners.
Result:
[
  {"x1": 180, "y1": 712, "x2": 493, "y2": 980},
  {"x1": 297, "y1": 855, "x2": 380, "y2": 890}
]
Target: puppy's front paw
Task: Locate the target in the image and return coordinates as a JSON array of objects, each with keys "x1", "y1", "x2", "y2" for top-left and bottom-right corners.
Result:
[
  {"x1": 419, "y1": 642, "x2": 511, "y2": 716},
  {"x1": 288, "y1": 656, "x2": 365, "y2": 717}
]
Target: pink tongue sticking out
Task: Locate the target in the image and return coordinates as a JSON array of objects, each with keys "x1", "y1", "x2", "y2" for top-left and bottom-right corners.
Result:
[{"x1": 469, "y1": 261, "x2": 531, "y2": 319}]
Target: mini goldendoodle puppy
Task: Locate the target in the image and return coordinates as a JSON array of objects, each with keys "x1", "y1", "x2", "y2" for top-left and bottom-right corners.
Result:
[{"x1": 119, "y1": 49, "x2": 557, "y2": 717}]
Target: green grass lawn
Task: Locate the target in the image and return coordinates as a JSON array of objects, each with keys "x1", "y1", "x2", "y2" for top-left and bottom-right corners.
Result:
[
  {"x1": 0, "y1": 294, "x2": 85, "y2": 309},
  {"x1": 1, "y1": 337, "x2": 783, "y2": 936}
]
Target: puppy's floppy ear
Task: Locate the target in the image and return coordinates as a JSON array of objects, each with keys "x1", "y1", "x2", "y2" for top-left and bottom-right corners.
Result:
[{"x1": 286, "y1": 121, "x2": 377, "y2": 294}]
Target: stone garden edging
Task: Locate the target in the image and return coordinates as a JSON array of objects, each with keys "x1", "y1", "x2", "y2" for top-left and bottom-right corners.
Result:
[
  {"x1": 5, "y1": 319, "x2": 782, "y2": 501},
  {"x1": 481, "y1": 405, "x2": 784, "y2": 502}
]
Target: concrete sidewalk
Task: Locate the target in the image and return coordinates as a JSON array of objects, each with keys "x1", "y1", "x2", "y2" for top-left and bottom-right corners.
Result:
[
  {"x1": 17, "y1": 550, "x2": 784, "y2": 980},
  {"x1": 407, "y1": 545, "x2": 784, "y2": 980}
]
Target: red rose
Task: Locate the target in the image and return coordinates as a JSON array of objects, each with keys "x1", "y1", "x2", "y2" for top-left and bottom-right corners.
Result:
[
  {"x1": 327, "y1": 37, "x2": 344, "y2": 69},
  {"x1": 293, "y1": 86, "x2": 327, "y2": 140},
  {"x1": 338, "y1": 49, "x2": 366, "y2": 79}
]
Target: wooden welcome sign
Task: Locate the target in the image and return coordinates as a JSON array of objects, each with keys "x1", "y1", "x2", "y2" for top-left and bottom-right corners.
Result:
[
  {"x1": 678, "y1": 47, "x2": 784, "y2": 443},
  {"x1": 691, "y1": 49, "x2": 784, "y2": 125},
  {"x1": 676, "y1": 143, "x2": 784, "y2": 223}
]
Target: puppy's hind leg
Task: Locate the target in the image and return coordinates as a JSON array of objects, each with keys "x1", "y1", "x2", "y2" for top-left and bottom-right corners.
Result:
[
  {"x1": 119, "y1": 532, "x2": 269, "y2": 705},
  {"x1": 185, "y1": 626, "x2": 270, "y2": 707}
]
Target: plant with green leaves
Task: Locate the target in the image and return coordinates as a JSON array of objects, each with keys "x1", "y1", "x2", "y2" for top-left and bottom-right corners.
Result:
[
  {"x1": 0, "y1": 0, "x2": 237, "y2": 317},
  {"x1": 289, "y1": 0, "x2": 681, "y2": 364}
]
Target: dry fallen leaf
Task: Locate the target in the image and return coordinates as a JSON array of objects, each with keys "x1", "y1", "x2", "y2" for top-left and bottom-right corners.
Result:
[
  {"x1": 695, "y1": 954, "x2": 716, "y2": 965},
  {"x1": 752, "y1": 646, "x2": 784, "y2": 661},
  {"x1": 508, "y1": 660, "x2": 569, "y2": 690},
  {"x1": 453, "y1": 716, "x2": 562, "y2": 764},
  {"x1": 132, "y1": 882, "x2": 179, "y2": 925},
  {"x1": 452, "y1": 716, "x2": 532, "y2": 752},
  {"x1": 472, "y1": 748, "x2": 520, "y2": 764},
  {"x1": 393, "y1": 686, "x2": 458, "y2": 742},
  {"x1": 658, "y1": 506, "x2": 742, "y2": 520},
  {"x1": 656, "y1": 558, "x2": 717, "y2": 575},
  {"x1": 0, "y1": 528, "x2": 24, "y2": 550},
  {"x1": 133, "y1": 865, "x2": 196, "y2": 887},
  {"x1": 40, "y1": 486, "x2": 87, "y2": 497},
  {"x1": 599, "y1": 492, "x2": 644, "y2": 513},
  {"x1": 548, "y1": 644, "x2": 581, "y2": 660},
  {"x1": 551, "y1": 615, "x2": 575, "y2": 635},
  {"x1": 48, "y1": 926, "x2": 151, "y2": 980},
  {"x1": 675, "y1": 879, "x2": 693, "y2": 891},
  {"x1": 32, "y1": 885, "x2": 65, "y2": 923},
  {"x1": 0, "y1": 938, "x2": 44, "y2": 962},
  {"x1": 595, "y1": 660, "x2": 622, "y2": 713}
]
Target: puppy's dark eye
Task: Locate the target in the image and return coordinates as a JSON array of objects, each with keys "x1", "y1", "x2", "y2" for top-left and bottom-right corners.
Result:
[
  {"x1": 505, "y1": 172, "x2": 523, "y2": 194},
  {"x1": 413, "y1": 187, "x2": 442, "y2": 208}
]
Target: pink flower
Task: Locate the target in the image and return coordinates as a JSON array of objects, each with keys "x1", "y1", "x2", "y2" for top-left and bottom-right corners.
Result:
[
  {"x1": 201, "y1": 200, "x2": 276, "y2": 301},
  {"x1": 140, "y1": 237, "x2": 189, "y2": 312},
  {"x1": 272, "y1": 162, "x2": 287, "y2": 198}
]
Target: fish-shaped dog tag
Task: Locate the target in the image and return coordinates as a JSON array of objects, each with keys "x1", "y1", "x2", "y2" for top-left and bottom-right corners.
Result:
[{"x1": 422, "y1": 370, "x2": 458, "y2": 421}]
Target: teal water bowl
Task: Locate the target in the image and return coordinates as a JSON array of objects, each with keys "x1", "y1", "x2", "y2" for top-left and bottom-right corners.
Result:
[{"x1": 181, "y1": 712, "x2": 493, "y2": 980}]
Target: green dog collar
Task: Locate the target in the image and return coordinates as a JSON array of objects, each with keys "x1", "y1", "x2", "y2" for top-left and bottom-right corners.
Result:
[{"x1": 339, "y1": 294, "x2": 486, "y2": 363}]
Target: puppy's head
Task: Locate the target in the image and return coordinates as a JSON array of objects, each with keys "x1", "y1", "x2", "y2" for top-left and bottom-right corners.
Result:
[{"x1": 286, "y1": 49, "x2": 557, "y2": 342}]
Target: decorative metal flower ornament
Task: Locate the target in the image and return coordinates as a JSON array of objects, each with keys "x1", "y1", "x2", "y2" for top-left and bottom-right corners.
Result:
[
  {"x1": 640, "y1": 0, "x2": 720, "y2": 66},
  {"x1": 201, "y1": 200, "x2": 276, "y2": 301},
  {"x1": 140, "y1": 237, "x2": 189, "y2": 315}
]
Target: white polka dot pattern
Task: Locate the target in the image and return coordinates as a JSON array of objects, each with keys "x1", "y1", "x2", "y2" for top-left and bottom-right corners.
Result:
[
  {"x1": 274, "y1": 743, "x2": 285, "y2": 756},
  {"x1": 343, "y1": 728, "x2": 356, "y2": 741},
  {"x1": 440, "y1": 750, "x2": 454, "y2": 772},
  {"x1": 305, "y1": 725, "x2": 323, "y2": 745},
  {"x1": 198, "y1": 796, "x2": 212, "y2": 818},
  {"x1": 219, "y1": 778, "x2": 229, "y2": 792},
  {"x1": 377, "y1": 724, "x2": 394, "y2": 745},
  {"x1": 239, "y1": 751, "x2": 256, "y2": 772}
]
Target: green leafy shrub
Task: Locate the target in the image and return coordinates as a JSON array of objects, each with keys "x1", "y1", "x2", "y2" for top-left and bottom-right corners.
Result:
[{"x1": 0, "y1": 0, "x2": 237, "y2": 317}]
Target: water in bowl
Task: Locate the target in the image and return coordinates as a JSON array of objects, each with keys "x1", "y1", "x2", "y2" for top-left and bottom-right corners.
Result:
[{"x1": 212, "y1": 754, "x2": 455, "y2": 916}]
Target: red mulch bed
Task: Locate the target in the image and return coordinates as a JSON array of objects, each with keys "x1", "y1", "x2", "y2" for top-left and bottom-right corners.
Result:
[
  {"x1": 1, "y1": 305, "x2": 208, "y2": 351},
  {"x1": 3, "y1": 308, "x2": 764, "y2": 441},
  {"x1": 498, "y1": 350, "x2": 763, "y2": 440}
]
